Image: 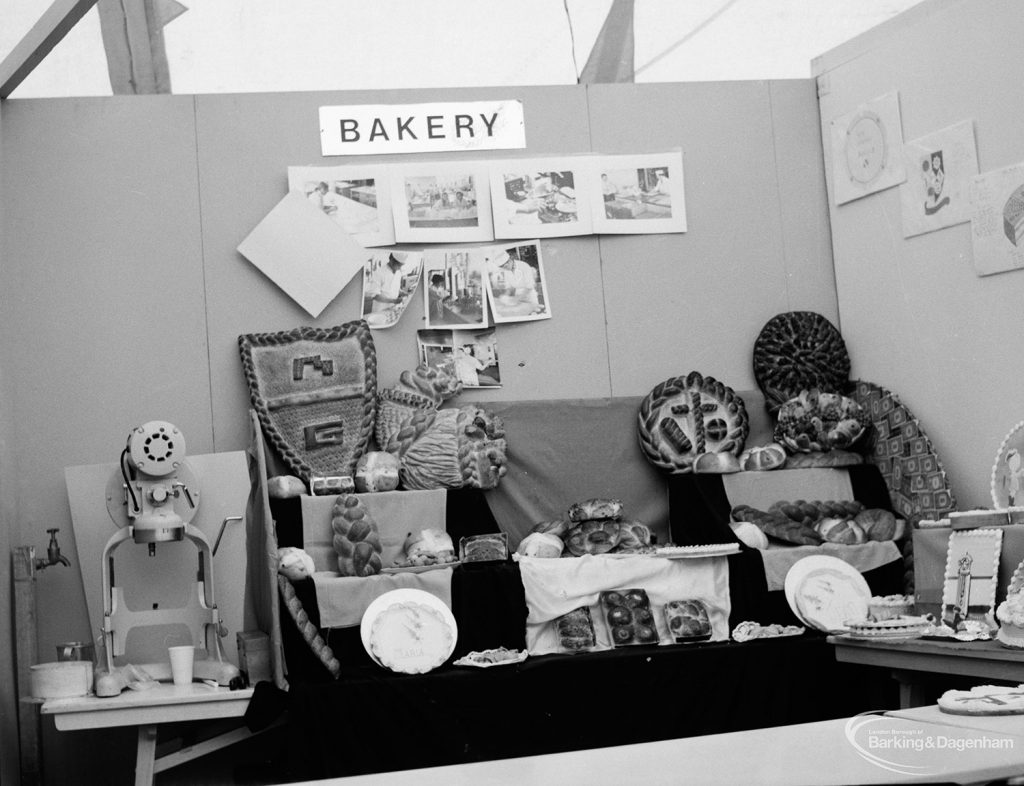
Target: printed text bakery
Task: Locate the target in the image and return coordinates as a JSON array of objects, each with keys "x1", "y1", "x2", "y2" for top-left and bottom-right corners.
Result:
[{"x1": 319, "y1": 100, "x2": 526, "y2": 156}]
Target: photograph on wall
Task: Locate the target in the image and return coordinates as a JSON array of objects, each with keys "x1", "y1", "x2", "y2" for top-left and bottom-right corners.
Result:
[
  {"x1": 422, "y1": 248, "x2": 489, "y2": 330},
  {"x1": 488, "y1": 157, "x2": 594, "y2": 239},
  {"x1": 391, "y1": 163, "x2": 494, "y2": 243},
  {"x1": 969, "y1": 161, "x2": 1024, "y2": 276},
  {"x1": 418, "y1": 327, "x2": 501, "y2": 388},
  {"x1": 941, "y1": 528, "x2": 1002, "y2": 629},
  {"x1": 900, "y1": 120, "x2": 978, "y2": 238},
  {"x1": 829, "y1": 91, "x2": 906, "y2": 206},
  {"x1": 287, "y1": 164, "x2": 396, "y2": 247},
  {"x1": 590, "y1": 151, "x2": 687, "y2": 234},
  {"x1": 481, "y1": 241, "x2": 551, "y2": 323},
  {"x1": 360, "y1": 249, "x2": 423, "y2": 329}
]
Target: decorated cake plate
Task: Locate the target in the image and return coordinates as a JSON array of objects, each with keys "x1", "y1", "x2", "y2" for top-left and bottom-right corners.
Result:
[
  {"x1": 784, "y1": 555, "x2": 870, "y2": 632},
  {"x1": 360, "y1": 588, "x2": 458, "y2": 671}
]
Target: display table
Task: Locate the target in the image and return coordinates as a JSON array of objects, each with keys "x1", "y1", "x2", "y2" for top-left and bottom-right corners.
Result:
[
  {"x1": 40, "y1": 684, "x2": 255, "y2": 786},
  {"x1": 280, "y1": 632, "x2": 898, "y2": 781},
  {"x1": 285, "y1": 711, "x2": 1024, "y2": 786},
  {"x1": 828, "y1": 636, "x2": 1024, "y2": 708}
]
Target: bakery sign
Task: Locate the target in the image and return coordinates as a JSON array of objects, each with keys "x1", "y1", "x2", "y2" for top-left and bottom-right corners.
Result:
[{"x1": 319, "y1": 100, "x2": 526, "y2": 156}]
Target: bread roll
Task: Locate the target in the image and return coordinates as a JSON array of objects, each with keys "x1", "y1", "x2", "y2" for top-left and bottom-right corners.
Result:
[{"x1": 567, "y1": 498, "x2": 623, "y2": 522}]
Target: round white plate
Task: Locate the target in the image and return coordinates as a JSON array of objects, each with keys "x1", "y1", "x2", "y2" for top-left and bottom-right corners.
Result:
[
  {"x1": 784, "y1": 555, "x2": 870, "y2": 632},
  {"x1": 359, "y1": 588, "x2": 458, "y2": 667}
]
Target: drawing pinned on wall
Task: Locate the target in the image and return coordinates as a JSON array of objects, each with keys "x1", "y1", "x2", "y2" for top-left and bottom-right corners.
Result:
[
  {"x1": 830, "y1": 92, "x2": 906, "y2": 206},
  {"x1": 900, "y1": 120, "x2": 978, "y2": 238},
  {"x1": 969, "y1": 162, "x2": 1024, "y2": 276},
  {"x1": 288, "y1": 164, "x2": 396, "y2": 247}
]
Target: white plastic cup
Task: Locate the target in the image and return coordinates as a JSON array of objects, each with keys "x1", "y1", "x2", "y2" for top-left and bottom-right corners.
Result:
[{"x1": 168, "y1": 645, "x2": 195, "y2": 685}]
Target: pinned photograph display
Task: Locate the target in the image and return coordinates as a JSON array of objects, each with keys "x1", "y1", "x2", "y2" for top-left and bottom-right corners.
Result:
[
  {"x1": 391, "y1": 162, "x2": 494, "y2": 243},
  {"x1": 488, "y1": 156, "x2": 594, "y2": 239},
  {"x1": 941, "y1": 528, "x2": 1002, "y2": 629},
  {"x1": 969, "y1": 161, "x2": 1024, "y2": 276},
  {"x1": 360, "y1": 250, "x2": 423, "y2": 329},
  {"x1": 418, "y1": 328, "x2": 501, "y2": 388},
  {"x1": 422, "y1": 248, "x2": 489, "y2": 330},
  {"x1": 481, "y1": 241, "x2": 552, "y2": 323},
  {"x1": 288, "y1": 164, "x2": 396, "y2": 247},
  {"x1": 900, "y1": 120, "x2": 978, "y2": 238},
  {"x1": 830, "y1": 91, "x2": 906, "y2": 206},
  {"x1": 591, "y1": 151, "x2": 687, "y2": 234}
]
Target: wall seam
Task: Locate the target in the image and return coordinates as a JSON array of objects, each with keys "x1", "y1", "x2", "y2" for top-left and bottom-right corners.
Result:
[
  {"x1": 586, "y1": 83, "x2": 615, "y2": 399},
  {"x1": 192, "y1": 94, "x2": 218, "y2": 451}
]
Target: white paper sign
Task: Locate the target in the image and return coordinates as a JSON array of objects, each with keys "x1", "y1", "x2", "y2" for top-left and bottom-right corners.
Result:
[
  {"x1": 970, "y1": 162, "x2": 1024, "y2": 277},
  {"x1": 320, "y1": 100, "x2": 526, "y2": 156}
]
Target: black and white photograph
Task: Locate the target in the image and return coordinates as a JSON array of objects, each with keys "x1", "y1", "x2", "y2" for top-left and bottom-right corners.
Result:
[
  {"x1": 418, "y1": 327, "x2": 501, "y2": 388},
  {"x1": 422, "y1": 247, "x2": 489, "y2": 329},
  {"x1": 591, "y1": 151, "x2": 687, "y2": 234},
  {"x1": 360, "y1": 249, "x2": 423, "y2": 329},
  {"x1": 489, "y1": 157, "x2": 594, "y2": 238},
  {"x1": 391, "y1": 163, "x2": 494, "y2": 243},
  {"x1": 481, "y1": 241, "x2": 551, "y2": 323},
  {"x1": 287, "y1": 164, "x2": 395, "y2": 246}
]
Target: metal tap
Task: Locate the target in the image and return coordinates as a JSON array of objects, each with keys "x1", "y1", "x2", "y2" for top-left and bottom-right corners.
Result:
[{"x1": 34, "y1": 528, "x2": 71, "y2": 570}]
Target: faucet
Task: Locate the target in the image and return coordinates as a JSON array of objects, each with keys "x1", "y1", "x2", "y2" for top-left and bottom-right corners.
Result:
[{"x1": 35, "y1": 528, "x2": 71, "y2": 570}]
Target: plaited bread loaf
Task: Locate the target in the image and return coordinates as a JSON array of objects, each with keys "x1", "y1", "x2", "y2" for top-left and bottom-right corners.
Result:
[
  {"x1": 330, "y1": 494, "x2": 383, "y2": 577},
  {"x1": 614, "y1": 520, "x2": 653, "y2": 552}
]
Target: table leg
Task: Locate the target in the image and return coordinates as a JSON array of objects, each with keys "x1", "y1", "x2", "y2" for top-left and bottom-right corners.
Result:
[
  {"x1": 135, "y1": 725, "x2": 158, "y2": 786},
  {"x1": 892, "y1": 670, "x2": 927, "y2": 709}
]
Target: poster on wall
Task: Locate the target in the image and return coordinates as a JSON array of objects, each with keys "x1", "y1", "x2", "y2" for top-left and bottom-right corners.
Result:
[
  {"x1": 488, "y1": 157, "x2": 594, "y2": 239},
  {"x1": 360, "y1": 250, "x2": 423, "y2": 329},
  {"x1": 969, "y1": 161, "x2": 1024, "y2": 276},
  {"x1": 590, "y1": 151, "x2": 687, "y2": 234},
  {"x1": 422, "y1": 248, "x2": 489, "y2": 330},
  {"x1": 418, "y1": 328, "x2": 501, "y2": 388},
  {"x1": 287, "y1": 165, "x2": 396, "y2": 247},
  {"x1": 899, "y1": 121, "x2": 978, "y2": 238},
  {"x1": 830, "y1": 92, "x2": 906, "y2": 206},
  {"x1": 237, "y1": 191, "x2": 366, "y2": 318},
  {"x1": 482, "y1": 241, "x2": 551, "y2": 323},
  {"x1": 390, "y1": 163, "x2": 494, "y2": 243}
]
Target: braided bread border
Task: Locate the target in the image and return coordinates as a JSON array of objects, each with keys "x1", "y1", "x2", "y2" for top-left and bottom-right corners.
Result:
[
  {"x1": 278, "y1": 574, "x2": 340, "y2": 679},
  {"x1": 238, "y1": 321, "x2": 377, "y2": 480},
  {"x1": 637, "y1": 370, "x2": 749, "y2": 474}
]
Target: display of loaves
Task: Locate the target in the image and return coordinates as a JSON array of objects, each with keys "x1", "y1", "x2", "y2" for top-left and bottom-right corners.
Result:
[{"x1": 731, "y1": 500, "x2": 901, "y2": 546}]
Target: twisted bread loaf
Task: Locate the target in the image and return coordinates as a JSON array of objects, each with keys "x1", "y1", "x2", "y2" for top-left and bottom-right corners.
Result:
[{"x1": 330, "y1": 494, "x2": 383, "y2": 576}]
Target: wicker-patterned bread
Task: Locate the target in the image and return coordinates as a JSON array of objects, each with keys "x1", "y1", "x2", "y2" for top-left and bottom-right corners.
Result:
[
  {"x1": 330, "y1": 494, "x2": 383, "y2": 577},
  {"x1": 752, "y1": 311, "x2": 851, "y2": 415},
  {"x1": 375, "y1": 364, "x2": 463, "y2": 449}
]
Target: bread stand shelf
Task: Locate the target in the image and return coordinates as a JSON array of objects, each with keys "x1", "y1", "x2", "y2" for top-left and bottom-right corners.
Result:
[{"x1": 40, "y1": 683, "x2": 255, "y2": 786}]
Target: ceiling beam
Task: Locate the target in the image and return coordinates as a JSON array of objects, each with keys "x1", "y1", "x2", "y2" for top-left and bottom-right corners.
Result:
[{"x1": 0, "y1": 0, "x2": 99, "y2": 100}]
